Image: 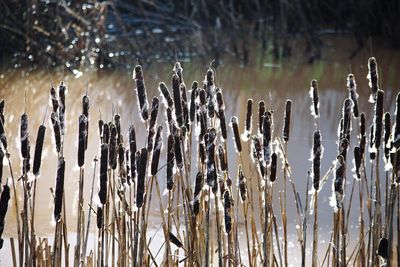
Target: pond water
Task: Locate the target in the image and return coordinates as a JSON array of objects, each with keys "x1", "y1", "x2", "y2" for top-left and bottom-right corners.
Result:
[{"x1": 1, "y1": 36, "x2": 400, "y2": 266}]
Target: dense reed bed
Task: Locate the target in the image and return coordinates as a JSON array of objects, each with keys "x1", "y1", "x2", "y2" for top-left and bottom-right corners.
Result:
[{"x1": 0, "y1": 56, "x2": 399, "y2": 267}]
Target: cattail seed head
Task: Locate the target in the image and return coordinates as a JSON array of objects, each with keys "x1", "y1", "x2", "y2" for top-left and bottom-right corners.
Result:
[
  {"x1": 367, "y1": 57, "x2": 379, "y2": 102},
  {"x1": 310, "y1": 79, "x2": 319, "y2": 118},
  {"x1": 98, "y1": 120, "x2": 104, "y2": 142},
  {"x1": 136, "y1": 148, "x2": 148, "y2": 208},
  {"x1": 33, "y1": 125, "x2": 45, "y2": 176},
  {"x1": 159, "y1": 82, "x2": 174, "y2": 108},
  {"x1": 193, "y1": 171, "x2": 203, "y2": 216},
  {"x1": 109, "y1": 124, "x2": 117, "y2": 170},
  {"x1": 58, "y1": 82, "x2": 66, "y2": 135},
  {"x1": 347, "y1": 74, "x2": 359, "y2": 118},
  {"x1": 98, "y1": 143, "x2": 108, "y2": 205},
  {"x1": 206, "y1": 129, "x2": 217, "y2": 192},
  {"x1": 313, "y1": 130, "x2": 323, "y2": 190},
  {"x1": 377, "y1": 237, "x2": 389, "y2": 259},
  {"x1": 0, "y1": 100, "x2": 6, "y2": 150},
  {"x1": 169, "y1": 232, "x2": 183, "y2": 248},
  {"x1": 374, "y1": 90, "x2": 384, "y2": 149},
  {"x1": 78, "y1": 115, "x2": 87, "y2": 167},
  {"x1": 114, "y1": 114, "x2": 121, "y2": 144},
  {"x1": 223, "y1": 190, "x2": 232, "y2": 234},
  {"x1": 238, "y1": 165, "x2": 247, "y2": 202},
  {"x1": 283, "y1": 100, "x2": 291, "y2": 142},
  {"x1": 103, "y1": 122, "x2": 110, "y2": 145},
  {"x1": 0, "y1": 183, "x2": 10, "y2": 249},
  {"x1": 133, "y1": 65, "x2": 149, "y2": 121},
  {"x1": 96, "y1": 206, "x2": 103, "y2": 229},
  {"x1": 0, "y1": 146, "x2": 4, "y2": 184},
  {"x1": 369, "y1": 125, "x2": 376, "y2": 160},
  {"x1": 82, "y1": 95, "x2": 89, "y2": 118},
  {"x1": 241, "y1": 99, "x2": 253, "y2": 141},
  {"x1": 230, "y1": 116, "x2": 242, "y2": 153},
  {"x1": 384, "y1": 112, "x2": 391, "y2": 160},
  {"x1": 394, "y1": 93, "x2": 400, "y2": 148},
  {"x1": 333, "y1": 155, "x2": 345, "y2": 210},
  {"x1": 173, "y1": 61, "x2": 184, "y2": 83},
  {"x1": 189, "y1": 81, "x2": 198, "y2": 123},
  {"x1": 151, "y1": 126, "x2": 163, "y2": 176},
  {"x1": 129, "y1": 125, "x2": 137, "y2": 182},
  {"x1": 50, "y1": 86, "x2": 59, "y2": 113},
  {"x1": 20, "y1": 113, "x2": 30, "y2": 159},
  {"x1": 218, "y1": 109, "x2": 227, "y2": 140},
  {"x1": 262, "y1": 113, "x2": 272, "y2": 164},
  {"x1": 166, "y1": 135, "x2": 175, "y2": 190},
  {"x1": 172, "y1": 74, "x2": 183, "y2": 127},
  {"x1": 174, "y1": 131, "x2": 183, "y2": 169},
  {"x1": 217, "y1": 144, "x2": 227, "y2": 172},
  {"x1": 354, "y1": 146, "x2": 362, "y2": 179},
  {"x1": 258, "y1": 101, "x2": 266, "y2": 134},
  {"x1": 216, "y1": 90, "x2": 224, "y2": 111},
  {"x1": 50, "y1": 112, "x2": 61, "y2": 153},
  {"x1": 54, "y1": 157, "x2": 65, "y2": 222},
  {"x1": 270, "y1": 152, "x2": 277, "y2": 182}
]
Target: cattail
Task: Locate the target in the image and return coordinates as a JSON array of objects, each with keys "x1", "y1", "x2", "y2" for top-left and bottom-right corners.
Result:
[
  {"x1": 118, "y1": 144, "x2": 126, "y2": 183},
  {"x1": 136, "y1": 148, "x2": 148, "y2": 208},
  {"x1": 198, "y1": 141, "x2": 206, "y2": 165},
  {"x1": 374, "y1": 90, "x2": 384, "y2": 149},
  {"x1": 0, "y1": 100, "x2": 6, "y2": 149},
  {"x1": 354, "y1": 146, "x2": 362, "y2": 179},
  {"x1": 166, "y1": 135, "x2": 175, "y2": 190},
  {"x1": 283, "y1": 100, "x2": 291, "y2": 142},
  {"x1": 238, "y1": 165, "x2": 247, "y2": 202},
  {"x1": 98, "y1": 144, "x2": 108, "y2": 205},
  {"x1": 218, "y1": 109, "x2": 227, "y2": 140},
  {"x1": 151, "y1": 126, "x2": 163, "y2": 176},
  {"x1": 393, "y1": 93, "x2": 400, "y2": 148},
  {"x1": 241, "y1": 99, "x2": 253, "y2": 141},
  {"x1": 230, "y1": 116, "x2": 242, "y2": 153},
  {"x1": 103, "y1": 122, "x2": 110, "y2": 145},
  {"x1": 270, "y1": 152, "x2": 277, "y2": 182},
  {"x1": 369, "y1": 125, "x2": 376, "y2": 160},
  {"x1": 216, "y1": 89, "x2": 224, "y2": 111},
  {"x1": 133, "y1": 65, "x2": 149, "y2": 121},
  {"x1": 377, "y1": 237, "x2": 389, "y2": 259},
  {"x1": 217, "y1": 145, "x2": 227, "y2": 172},
  {"x1": 159, "y1": 82, "x2": 174, "y2": 108},
  {"x1": 367, "y1": 57, "x2": 379, "y2": 102},
  {"x1": 172, "y1": 74, "x2": 183, "y2": 127},
  {"x1": 169, "y1": 232, "x2": 183, "y2": 248},
  {"x1": 333, "y1": 155, "x2": 345, "y2": 210},
  {"x1": 20, "y1": 113, "x2": 30, "y2": 159},
  {"x1": 347, "y1": 74, "x2": 359, "y2": 118},
  {"x1": 189, "y1": 81, "x2": 198, "y2": 123},
  {"x1": 109, "y1": 124, "x2": 117, "y2": 170},
  {"x1": 193, "y1": 172, "x2": 203, "y2": 215},
  {"x1": 98, "y1": 119, "x2": 104, "y2": 142},
  {"x1": 174, "y1": 62, "x2": 184, "y2": 83},
  {"x1": 251, "y1": 136, "x2": 265, "y2": 177},
  {"x1": 82, "y1": 95, "x2": 90, "y2": 149},
  {"x1": 360, "y1": 113, "x2": 366, "y2": 158},
  {"x1": 206, "y1": 129, "x2": 217, "y2": 192},
  {"x1": 223, "y1": 190, "x2": 232, "y2": 234},
  {"x1": 54, "y1": 157, "x2": 65, "y2": 222},
  {"x1": 147, "y1": 97, "x2": 160, "y2": 151},
  {"x1": 59, "y1": 82, "x2": 66, "y2": 135},
  {"x1": 129, "y1": 125, "x2": 137, "y2": 182},
  {"x1": 0, "y1": 147, "x2": 4, "y2": 184},
  {"x1": 78, "y1": 115, "x2": 87, "y2": 167},
  {"x1": 258, "y1": 100, "x2": 265, "y2": 134},
  {"x1": 33, "y1": 125, "x2": 46, "y2": 176},
  {"x1": 96, "y1": 206, "x2": 103, "y2": 229},
  {"x1": 205, "y1": 69, "x2": 216, "y2": 118},
  {"x1": 50, "y1": 86, "x2": 59, "y2": 113},
  {"x1": 0, "y1": 183, "x2": 10, "y2": 249},
  {"x1": 263, "y1": 112, "x2": 272, "y2": 164},
  {"x1": 51, "y1": 112, "x2": 61, "y2": 153},
  {"x1": 199, "y1": 88, "x2": 206, "y2": 106},
  {"x1": 114, "y1": 114, "x2": 121, "y2": 144},
  {"x1": 384, "y1": 112, "x2": 391, "y2": 161},
  {"x1": 310, "y1": 79, "x2": 319, "y2": 118},
  {"x1": 313, "y1": 130, "x2": 323, "y2": 190}
]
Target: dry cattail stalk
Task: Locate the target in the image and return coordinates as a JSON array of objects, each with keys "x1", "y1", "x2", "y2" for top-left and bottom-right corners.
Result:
[
  {"x1": 96, "y1": 206, "x2": 103, "y2": 229},
  {"x1": 367, "y1": 57, "x2": 379, "y2": 102},
  {"x1": 0, "y1": 183, "x2": 10, "y2": 249},
  {"x1": 151, "y1": 126, "x2": 163, "y2": 176},
  {"x1": 50, "y1": 86, "x2": 59, "y2": 113},
  {"x1": 58, "y1": 82, "x2": 66, "y2": 135},
  {"x1": 383, "y1": 112, "x2": 391, "y2": 161},
  {"x1": 192, "y1": 172, "x2": 203, "y2": 215},
  {"x1": 283, "y1": 100, "x2": 291, "y2": 142},
  {"x1": 206, "y1": 129, "x2": 217, "y2": 192},
  {"x1": 312, "y1": 130, "x2": 323, "y2": 190},
  {"x1": 136, "y1": 148, "x2": 148, "y2": 208},
  {"x1": 129, "y1": 125, "x2": 137, "y2": 182},
  {"x1": 189, "y1": 81, "x2": 198, "y2": 123},
  {"x1": 393, "y1": 93, "x2": 400, "y2": 148},
  {"x1": 223, "y1": 190, "x2": 232, "y2": 234},
  {"x1": 166, "y1": 135, "x2": 175, "y2": 191},
  {"x1": 98, "y1": 143, "x2": 108, "y2": 205},
  {"x1": 238, "y1": 165, "x2": 247, "y2": 202},
  {"x1": 109, "y1": 124, "x2": 117, "y2": 170},
  {"x1": 347, "y1": 74, "x2": 359, "y2": 118},
  {"x1": 241, "y1": 99, "x2": 253, "y2": 141},
  {"x1": 159, "y1": 82, "x2": 174, "y2": 109},
  {"x1": 310, "y1": 79, "x2": 319, "y2": 118},
  {"x1": 54, "y1": 157, "x2": 65, "y2": 222},
  {"x1": 374, "y1": 90, "x2": 384, "y2": 149},
  {"x1": 258, "y1": 100, "x2": 265, "y2": 134},
  {"x1": 51, "y1": 112, "x2": 61, "y2": 153},
  {"x1": 270, "y1": 152, "x2": 277, "y2": 182},
  {"x1": 230, "y1": 116, "x2": 242, "y2": 153},
  {"x1": 217, "y1": 144, "x2": 227, "y2": 172},
  {"x1": 262, "y1": 112, "x2": 272, "y2": 164},
  {"x1": 133, "y1": 65, "x2": 149, "y2": 121},
  {"x1": 333, "y1": 155, "x2": 345, "y2": 211},
  {"x1": 33, "y1": 125, "x2": 46, "y2": 176},
  {"x1": 78, "y1": 115, "x2": 87, "y2": 167},
  {"x1": 172, "y1": 74, "x2": 183, "y2": 127}
]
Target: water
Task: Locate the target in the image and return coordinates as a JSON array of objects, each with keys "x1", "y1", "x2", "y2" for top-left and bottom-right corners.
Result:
[{"x1": 1, "y1": 38, "x2": 400, "y2": 265}]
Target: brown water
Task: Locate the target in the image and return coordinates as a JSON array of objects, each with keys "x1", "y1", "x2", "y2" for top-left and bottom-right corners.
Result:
[{"x1": 1, "y1": 36, "x2": 400, "y2": 265}]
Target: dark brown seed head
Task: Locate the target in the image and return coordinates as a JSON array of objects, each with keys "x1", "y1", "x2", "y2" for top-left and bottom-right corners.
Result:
[
  {"x1": 368, "y1": 57, "x2": 379, "y2": 99},
  {"x1": 334, "y1": 155, "x2": 345, "y2": 209},
  {"x1": 243, "y1": 99, "x2": 253, "y2": 138},
  {"x1": 199, "y1": 89, "x2": 206, "y2": 106},
  {"x1": 51, "y1": 112, "x2": 61, "y2": 153},
  {"x1": 0, "y1": 146, "x2": 4, "y2": 184},
  {"x1": 78, "y1": 114, "x2": 87, "y2": 167},
  {"x1": 313, "y1": 130, "x2": 322, "y2": 190},
  {"x1": 114, "y1": 114, "x2": 121, "y2": 144},
  {"x1": 159, "y1": 82, "x2": 174, "y2": 108},
  {"x1": 377, "y1": 237, "x2": 389, "y2": 259},
  {"x1": 223, "y1": 190, "x2": 232, "y2": 234},
  {"x1": 58, "y1": 82, "x2": 66, "y2": 135},
  {"x1": 270, "y1": 152, "x2": 277, "y2": 182},
  {"x1": 166, "y1": 135, "x2": 175, "y2": 190},
  {"x1": 189, "y1": 81, "x2": 198, "y2": 123},
  {"x1": 103, "y1": 122, "x2": 110, "y2": 144},
  {"x1": 347, "y1": 74, "x2": 359, "y2": 118},
  {"x1": 192, "y1": 171, "x2": 203, "y2": 215},
  {"x1": 262, "y1": 113, "x2": 271, "y2": 164},
  {"x1": 136, "y1": 148, "x2": 148, "y2": 208},
  {"x1": 133, "y1": 65, "x2": 149, "y2": 121},
  {"x1": 129, "y1": 125, "x2": 137, "y2": 182},
  {"x1": 151, "y1": 126, "x2": 163, "y2": 176},
  {"x1": 54, "y1": 157, "x2": 65, "y2": 222},
  {"x1": 0, "y1": 183, "x2": 11, "y2": 248},
  {"x1": 258, "y1": 100, "x2": 265, "y2": 134},
  {"x1": 98, "y1": 120, "x2": 104, "y2": 141},
  {"x1": 238, "y1": 165, "x2": 247, "y2": 202},
  {"x1": 96, "y1": 206, "x2": 103, "y2": 229},
  {"x1": 310, "y1": 79, "x2": 319, "y2": 117},
  {"x1": 283, "y1": 100, "x2": 291, "y2": 142},
  {"x1": 20, "y1": 113, "x2": 30, "y2": 159},
  {"x1": 374, "y1": 90, "x2": 384, "y2": 149},
  {"x1": 169, "y1": 232, "x2": 183, "y2": 248},
  {"x1": 218, "y1": 144, "x2": 227, "y2": 172},
  {"x1": 172, "y1": 74, "x2": 183, "y2": 127},
  {"x1": 384, "y1": 112, "x2": 391, "y2": 160},
  {"x1": 82, "y1": 95, "x2": 89, "y2": 118},
  {"x1": 50, "y1": 86, "x2": 59, "y2": 113},
  {"x1": 369, "y1": 125, "x2": 376, "y2": 160},
  {"x1": 99, "y1": 143, "x2": 108, "y2": 205},
  {"x1": 231, "y1": 116, "x2": 242, "y2": 153},
  {"x1": 394, "y1": 92, "x2": 400, "y2": 148},
  {"x1": 109, "y1": 124, "x2": 117, "y2": 170},
  {"x1": 216, "y1": 90, "x2": 224, "y2": 111},
  {"x1": 354, "y1": 146, "x2": 362, "y2": 179}
]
